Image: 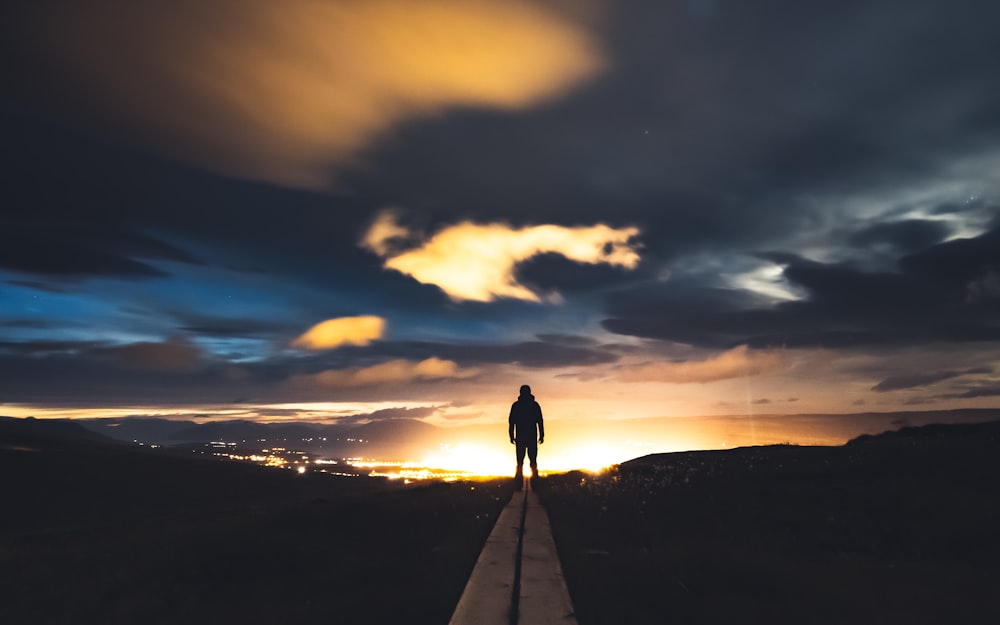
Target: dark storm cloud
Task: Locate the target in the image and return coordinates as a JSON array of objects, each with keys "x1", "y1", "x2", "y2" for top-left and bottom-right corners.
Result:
[
  {"x1": 3, "y1": 0, "x2": 1000, "y2": 412},
  {"x1": 5, "y1": 0, "x2": 998, "y2": 301},
  {"x1": 603, "y1": 223, "x2": 1000, "y2": 349},
  {"x1": 0, "y1": 330, "x2": 621, "y2": 406},
  {"x1": 0, "y1": 339, "x2": 103, "y2": 355},
  {"x1": 0, "y1": 341, "x2": 309, "y2": 406},
  {"x1": 900, "y1": 218, "x2": 1000, "y2": 286},
  {"x1": 171, "y1": 311, "x2": 293, "y2": 340},
  {"x1": 534, "y1": 334, "x2": 599, "y2": 346},
  {"x1": 347, "y1": 0, "x2": 1000, "y2": 245},
  {"x1": 872, "y1": 367, "x2": 992, "y2": 392},
  {"x1": 91, "y1": 339, "x2": 205, "y2": 373},
  {"x1": 514, "y1": 253, "x2": 643, "y2": 297},
  {"x1": 371, "y1": 340, "x2": 620, "y2": 369},
  {"x1": 338, "y1": 406, "x2": 440, "y2": 425},
  {"x1": 848, "y1": 220, "x2": 950, "y2": 254},
  {"x1": 0, "y1": 219, "x2": 193, "y2": 279},
  {"x1": 936, "y1": 384, "x2": 1000, "y2": 400},
  {"x1": 600, "y1": 276, "x2": 770, "y2": 348},
  {"x1": 0, "y1": 114, "x2": 381, "y2": 280},
  {"x1": 271, "y1": 336, "x2": 622, "y2": 376}
]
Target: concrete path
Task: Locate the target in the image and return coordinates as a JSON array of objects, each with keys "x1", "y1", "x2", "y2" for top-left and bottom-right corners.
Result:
[{"x1": 449, "y1": 478, "x2": 577, "y2": 625}]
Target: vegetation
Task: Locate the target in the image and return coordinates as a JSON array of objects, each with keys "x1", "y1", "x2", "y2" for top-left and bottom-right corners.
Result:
[
  {"x1": 541, "y1": 421, "x2": 1000, "y2": 625},
  {"x1": 0, "y1": 420, "x2": 513, "y2": 624}
]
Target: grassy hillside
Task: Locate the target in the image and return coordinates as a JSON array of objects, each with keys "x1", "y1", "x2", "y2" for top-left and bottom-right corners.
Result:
[
  {"x1": 0, "y1": 419, "x2": 513, "y2": 624},
  {"x1": 541, "y1": 420, "x2": 1000, "y2": 625}
]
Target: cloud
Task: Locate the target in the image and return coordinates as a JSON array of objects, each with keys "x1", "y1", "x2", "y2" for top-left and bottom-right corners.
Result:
[
  {"x1": 604, "y1": 223, "x2": 1000, "y2": 349},
  {"x1": 293, "y1": 357, "x2": 476, "y2": 387},
  {"x1": 33, "y1": 0, "x2": 604, "y2": 187},
  {"x1": 291, "y1": 316, "x2": 386, "y2": 350},
  {"x1": 338, "y1": 406, "x2": 439, "y2": 425},
  {"x1": 362, "y1": 211, "x2": 641, "y2": 301},
  {"x1": 175, "y1": 313, "x2": 291, "y2": 340},
  {"x1": 95, "y1": 338, "x2": 205, "y2": 372},
  {"x1": 872, "y1": 367, "x2": 992, "y2": 392},
  {"x1": 935, "y1": 383, "x2": 1000, "y2": 399},
  {"x1": 618, "y1": 346, "x2": 788, "y2": 384},
  {"x1": 0, "y1": 222, "x2": 199, "y2": 279},
  {"x1": 374, "y1": 339, "x2": 621, "y2": 368},
  {"x1": 847, "y1": 220, "x2": 950, "y2": 254},
  {"x1": 966, "y1": 268, "x2": 1000, "y2": 303},
  {"x1": 361, "y1": 210, "x2": 411, "y2": 256}
]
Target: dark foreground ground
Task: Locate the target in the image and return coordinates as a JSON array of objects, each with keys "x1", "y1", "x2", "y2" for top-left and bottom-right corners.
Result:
[
  {"x1": 0, "y1": 419, "x2": 513, "y2": 625},
  {"x1": 541, "y1": 420, "x2": 1000, "y2": 625}
]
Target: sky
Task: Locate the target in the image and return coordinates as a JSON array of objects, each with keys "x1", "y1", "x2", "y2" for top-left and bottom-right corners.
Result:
[{"x1": 2, "y1": 0, "x2": 1000, "y2": 464}]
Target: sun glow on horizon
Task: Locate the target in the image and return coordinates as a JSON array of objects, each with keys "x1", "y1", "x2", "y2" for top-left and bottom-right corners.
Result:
[{"x1": 416, "y1": 439, "x2": 675, "y2": 476}]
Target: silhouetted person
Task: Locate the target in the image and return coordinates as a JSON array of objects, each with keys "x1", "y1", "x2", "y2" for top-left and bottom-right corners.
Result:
[{"x1": 509, "y1": 384, "x2": 544, "y2": 487}]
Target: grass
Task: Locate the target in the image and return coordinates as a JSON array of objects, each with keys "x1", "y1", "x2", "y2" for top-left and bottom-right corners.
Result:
[
  {"x1": 1, "y1": 428, "x2": 514, "y2": 624},
  {"x1": 540, "y1": 422, "x2": 1000, "y2": 625}
]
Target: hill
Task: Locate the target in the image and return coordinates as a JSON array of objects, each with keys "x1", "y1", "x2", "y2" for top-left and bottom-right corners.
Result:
[
  {"x1": 78, "y1": 416, "x2": 444, "y2": 460},
  {"x1": 0, "y1": 415, "x2": 115, "y2": 448},
  {"x1": 541, "y1": 419, "x2": 1000, "y2": 625},
  {"x1": 0, "y1": 414, "x2": 513, "y2": 624}
]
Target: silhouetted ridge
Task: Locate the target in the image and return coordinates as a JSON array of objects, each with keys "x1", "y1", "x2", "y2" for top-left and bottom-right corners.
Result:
[
  {"x1": 167, "y1": 419, "x2": 269, "y2": 441},
  {"x1": 619, "y1": 418, "x2": 1000, "y2": 468},
  {"x1": 0, "y1": 416, "x2": 116, "y2": 447},
  {"x1": 847, "y1": 419, "x2": 1000, "y2": 446}
]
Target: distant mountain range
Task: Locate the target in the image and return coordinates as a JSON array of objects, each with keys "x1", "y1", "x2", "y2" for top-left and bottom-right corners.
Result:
[
  {"x1": 72, "y1": 416, "x2": 444, "y2": 459},
  {"x1": 0, "y1": 415, "x2": 114, "y2": 448},
  {"x1": 5, "y1": 407, "x2": 1000, "y2": 464}
]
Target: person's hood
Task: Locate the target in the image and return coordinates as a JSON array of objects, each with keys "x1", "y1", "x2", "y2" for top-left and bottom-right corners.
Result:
[{"x1": 518, "y1": 393, "x2": 535, "y2": 401}]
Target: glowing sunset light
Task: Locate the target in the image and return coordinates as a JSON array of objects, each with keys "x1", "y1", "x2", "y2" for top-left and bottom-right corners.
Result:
[
  {"x1": 420, "y1": 443, "x2": 514, "y2": 477},
  {"x1": 618, "y1": 346, "x2": 790, "y2": 384},
  {"x1": 363, "y1": 211, "x2": 641, "y2": 301},
  {"x1": 33, "y1": 0, "x2": 605, "y2": 187},
  {"x1": 293, "y1": 357, "x2": 475, "y2": 387},
  {"x1": 291, "y1": 315, "x2": 386, "y2": 350}
]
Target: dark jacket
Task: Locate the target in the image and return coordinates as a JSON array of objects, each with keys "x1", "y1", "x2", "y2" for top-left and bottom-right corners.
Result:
[{"x1": 508, "y1": 394, "x2": 544, "y2": 443}]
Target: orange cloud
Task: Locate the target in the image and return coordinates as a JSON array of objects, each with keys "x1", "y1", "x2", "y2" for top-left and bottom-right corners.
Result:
[
  {"x1": 619, "y1": 346, "x2": 788, "y2": 384},
  {"x1": 36, "y1": 0, "x2": 604, "y2": 187},
  {"x1": 361, "y1": 210, "x2": 411, "y2": 256},
  {"x1": 362, "y1": 211, "x2": 641, "y2": 301},
  {"x1": 292, "y1": 316, "x2": 386, "y2": 350},
  {"x1": 294, "y1": 357, "x2": 477, "y2": 387}
]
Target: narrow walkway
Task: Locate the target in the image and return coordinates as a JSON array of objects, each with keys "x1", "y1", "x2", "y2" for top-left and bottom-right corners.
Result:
[{"x1": 449, "y1": 478, "x2": 577, "y2": 625}]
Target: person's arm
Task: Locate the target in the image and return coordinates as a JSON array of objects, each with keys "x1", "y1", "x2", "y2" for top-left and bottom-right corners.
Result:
[
  {"x1": 508, "y1": 405, "x2": 516, "y2": 444},
  {"x1": 537, "y1": 403, "x2": 544, "y2": 444}
]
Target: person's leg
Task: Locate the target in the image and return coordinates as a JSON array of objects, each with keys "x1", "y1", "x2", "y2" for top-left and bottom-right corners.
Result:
[
  {"x1": 527, "y1": 441, "x2": 538, "y2": 476},
  {"x1": 515, "y1": 441, "x2": 527, "y2": 477}
]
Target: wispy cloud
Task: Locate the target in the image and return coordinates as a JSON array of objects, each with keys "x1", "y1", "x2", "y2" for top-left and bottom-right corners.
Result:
[
  {"x1": 37, "y1": 0, "x2": 604, "y2": 187},
  {"x1": 94, "y1": 338, "x2": 205, "y2": 372},
  {"x1": 362, "y1": 210, "x2": 640, "y2": 301},
  {"x1": 618, "y1": 346, "x2": 788, "y2": 384},
  {"x1": 292, "y1": 357, "x2": 477, "y2": 387},
  {"x1": 872, "y1": 366, "x2": 992, "y2": 392}
]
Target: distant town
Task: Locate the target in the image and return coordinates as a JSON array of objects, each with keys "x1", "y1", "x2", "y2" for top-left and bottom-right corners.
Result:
[
  {"x1": 95, "y1": 414, "x2": 510, "y2": 482},
  {"x1": 189, "y1": 438, "x2": 486, "y2": 482}
]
